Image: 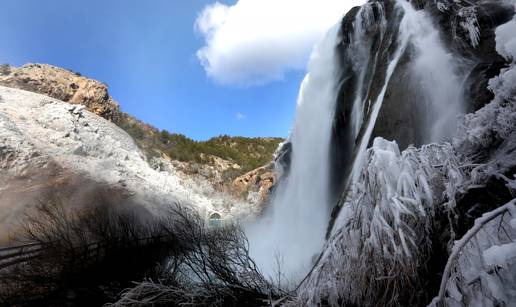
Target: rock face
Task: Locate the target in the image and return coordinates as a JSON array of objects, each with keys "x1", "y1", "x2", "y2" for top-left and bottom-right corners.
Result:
[
  {"x1": 151, "y1": 153, "x2": 275, "y2": 207},
  {"x1": 167, "y1": 154, "x2": 241, "y2": 180},
  {"x1": 232, "y1": 163, "x2": 275, "y2": 205},
  {"x1": 0, "y1": 63, "x2": 119, "y2": 121},
  {"x1": 0, "y1": 86, "x2": 260, "y2": 244}
]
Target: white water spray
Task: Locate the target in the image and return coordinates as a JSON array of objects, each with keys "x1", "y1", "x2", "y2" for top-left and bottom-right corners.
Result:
[
  {"x1": 247, "y1": 0, "x2": 466, "y2": 283},
  {"x1": 406, "y1": 3, "x2": 465, "y2": 143},
  {"x1": 350, "y1": 0, "x2": 465, "y2": 185},
  {"x1": 246, "y1": 25, "x2": 341, "y2": 281}
]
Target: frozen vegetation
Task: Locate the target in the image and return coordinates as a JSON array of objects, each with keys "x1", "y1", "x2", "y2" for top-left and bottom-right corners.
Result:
[{"x1": 297, "y1": 139, "x2": 465, "y2": 306}]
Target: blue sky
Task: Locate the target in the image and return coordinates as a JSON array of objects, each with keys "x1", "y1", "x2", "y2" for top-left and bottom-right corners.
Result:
[{"x1": 0, "y1": 0, "x2": 361, "y2": 140}]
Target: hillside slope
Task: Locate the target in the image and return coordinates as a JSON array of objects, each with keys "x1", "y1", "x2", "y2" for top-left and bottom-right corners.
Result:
[
  {"x1": 0, "y1": 63, "x2": 282, "y2": 203},
  {"x1": 0, "y1": 85, "x2": 265, "y2": 243}
]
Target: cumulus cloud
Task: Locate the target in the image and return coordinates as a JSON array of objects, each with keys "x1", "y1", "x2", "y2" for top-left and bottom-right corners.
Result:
[{"x1": 195, "y1": 0, "x2": 365, "y2": 86}]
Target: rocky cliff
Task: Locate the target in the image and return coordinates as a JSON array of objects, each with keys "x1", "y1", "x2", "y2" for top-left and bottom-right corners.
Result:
[
  {"x1": 327, "y1": 0, "x2": 514, "y2": 201},
  {"x1": 0, "y1": 64, "x2": 119, "y2": 120}
]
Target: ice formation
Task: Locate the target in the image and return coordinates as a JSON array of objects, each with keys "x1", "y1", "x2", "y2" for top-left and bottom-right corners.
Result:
[
  {"x1": 432, "y1": 201, "x2": 516, "y2": 307},
  {"x1": 433, "y1": 7, "x2": 516, "y2": 305},
  {"x1": 458, "y1": 6, "x2": 481, "y2": 48},
  {"x1": 297, "y1": 139, "x2": 464, "y2": 306}
]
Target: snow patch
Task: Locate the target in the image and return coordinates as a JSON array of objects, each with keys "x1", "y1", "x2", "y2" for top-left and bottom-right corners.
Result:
[
  {"x1": 437, "y1": 202, "x2": 516, "y2": 307},
  {"x1": 495, "y1": 3, "x2": 516, "y2": 62},
  {"x1": 483, "y1": 243, "x2": 516, "y2": 268}
]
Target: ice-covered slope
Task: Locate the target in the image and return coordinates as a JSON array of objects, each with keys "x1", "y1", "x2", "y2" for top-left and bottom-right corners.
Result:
[{"x1": 0, "y1": 86, "x2": 257, "y2": 239}]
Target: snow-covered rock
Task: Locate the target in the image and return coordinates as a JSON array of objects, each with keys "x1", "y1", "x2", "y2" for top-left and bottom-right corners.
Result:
[
  {"x1": 0, "y1": 86, "x2": 257, "y2": 241},
  {"x1": 434, "y1": 201, "x2": 516, "y2": 307}
]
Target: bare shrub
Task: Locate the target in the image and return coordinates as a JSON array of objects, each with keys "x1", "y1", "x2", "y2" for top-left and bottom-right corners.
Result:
[
  {"x1": 0, "y1": 64, "x2": 11, "y2": 75},
  {"x1": 110, "y1": 204, "x2": 279, "y2": 307},
  {"x1": 0, "y1": 195, "x2": 279, "y2": 306},
  {"x1": 0, "y1": 194, "x2": 178, "y2": 306}
]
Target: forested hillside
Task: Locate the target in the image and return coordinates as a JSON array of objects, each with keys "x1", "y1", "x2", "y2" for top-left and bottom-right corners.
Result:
[{"x1": 117, "y1": 111, "x2": 282, "y2": 174}]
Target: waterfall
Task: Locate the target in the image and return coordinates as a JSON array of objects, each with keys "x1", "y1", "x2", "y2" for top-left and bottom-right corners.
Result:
[
  {"x1": 349, "y1": 3, "x2": 386, "y2": 140},
  {"x1": 405, "y1": 2, "x2": 465, "y2": 143},
  {"x1": 247, "y1": 0, "x2": 466, "y2": 283},
  {"x1": 297, "y1": 2, "x2": 471, "y2": 305},
  {"x1": 350, "y1": 0, "x2": 465, "y2": 185},
  {"x1": 349, "y1": 5, "x2": 410, "y2": 185},
  {"x1": 246, "y1": 25, "x2": 341, "y2": 281}
]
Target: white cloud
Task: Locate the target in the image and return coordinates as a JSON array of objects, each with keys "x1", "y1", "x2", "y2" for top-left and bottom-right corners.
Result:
[
  {"x1": 235, "y1": 112, "x2": 247, "y2": 120},
  {"x1": 195, "y1": 0, "x2": 365, "y2": 86}
]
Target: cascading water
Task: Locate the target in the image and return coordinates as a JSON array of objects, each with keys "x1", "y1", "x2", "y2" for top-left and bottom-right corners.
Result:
[
  {"x1": 349, "y1": 3, "x2": 386, "y2": 140},
  {"x1": 245, "y1": 25, "x2": 341, "y2": 281},
  {"x1": 350, "y1": 0, "x2": 465, "y2": 185},
  {"x1": 349, "y1": 4, "x2": 410, "y2": 184},
  {"x1": 298, "y1": 1, "x2": 471, "y2": 305},
  {"x1": 247, "y1": 0, "x2": 466, "y2": 285},
  {"x1": 405, "y1": 2, "x2": 465, "y2": 143}
]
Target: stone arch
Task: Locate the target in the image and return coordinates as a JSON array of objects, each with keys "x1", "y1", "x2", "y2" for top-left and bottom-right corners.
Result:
[{"x1": 208, "y1": 212, "x2": 222, "y2": 227}]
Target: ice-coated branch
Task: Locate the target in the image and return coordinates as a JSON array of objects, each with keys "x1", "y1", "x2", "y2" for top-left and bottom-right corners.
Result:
[{"x1": 432, "y1": 199, "x2": 516, "y2": 305}]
